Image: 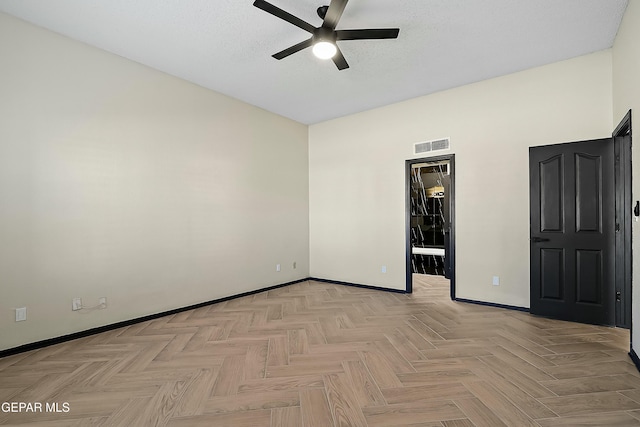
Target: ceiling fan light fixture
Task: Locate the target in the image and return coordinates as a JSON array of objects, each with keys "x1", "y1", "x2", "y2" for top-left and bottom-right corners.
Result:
[
  {"x1": 312, "y1": 41, "x2": 337, "y2": 59},
  {"x1": 253, "y1": 0, "x2": 400, "y2": 70}
]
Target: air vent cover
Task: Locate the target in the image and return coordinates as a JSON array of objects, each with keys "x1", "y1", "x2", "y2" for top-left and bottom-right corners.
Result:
[{"x1": 414, "y1": 137, "x2": 450, "y2": 155}]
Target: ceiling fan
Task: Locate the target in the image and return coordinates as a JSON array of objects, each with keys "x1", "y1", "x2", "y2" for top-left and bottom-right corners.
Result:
[{"x1": 253, "y1": 0, "x2": 400, "y2": 70}]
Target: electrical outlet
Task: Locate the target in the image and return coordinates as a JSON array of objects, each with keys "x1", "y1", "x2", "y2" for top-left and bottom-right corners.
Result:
[
  {"x1": 276, "y1": 264, "x2": 281, "y2": 272},
  {"x1": 381, "y1": 265, "x2": 387, "y2": 273},
  {"x1": 72, "y1": 298, "x2": 82, "y2": 311},
  {"x1": 492, "y1": 276, "x2": 500, "y2": 286},
  {"x1": 99, "y1": 297, "x2": 107, "y2": 308},
  {"x1": 15, "y1": 307, "x2": 26, "y2": 322}
]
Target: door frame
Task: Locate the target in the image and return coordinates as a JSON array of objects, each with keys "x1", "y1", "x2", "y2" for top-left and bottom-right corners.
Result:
[
  {"x1": 527, "y1": 110, "x2": 632, "y2": 328},
  {"x1": 613, "y1": 110, "x2": 633, "y2": 330},
  {"x1": 405, "y1": 154, "x2": 456, "y2": 296}
]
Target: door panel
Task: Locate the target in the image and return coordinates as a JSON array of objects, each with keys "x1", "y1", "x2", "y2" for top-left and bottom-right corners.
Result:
[
  {"x1": 540, "y1": 248, "x2": 564, "y2": 300},
  {"x1": 575, "y1": 153, "x2": 601, "y2": 232},
  {"x1": 530, "y1": 138, "x2": 614, "y2": 326},
  {"x1": 540, "y1": 155, "x2": 563, "y2": 232},
  {"x1": 575, "y1": 249, "x2": 601, "y2": 304}
]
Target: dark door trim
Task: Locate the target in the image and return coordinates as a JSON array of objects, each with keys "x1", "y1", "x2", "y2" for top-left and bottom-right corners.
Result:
[
  {"x1": 614, "y1": 109, "x2": 632, "y2": 137},
  {"x1": 527, "y1": 111, "x2": 632, "y2": 329},
  {"x1": 405, "y1": 154, "x2": 456, "y2": 296},
  {"x1": 613, "y1": 110, "x2": 632, "y2": 332}
]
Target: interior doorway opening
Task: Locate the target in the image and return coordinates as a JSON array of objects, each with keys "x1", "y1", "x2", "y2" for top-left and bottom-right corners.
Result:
[{"x1": 406, "y1": 155, "x2": 455, "y2": 296}]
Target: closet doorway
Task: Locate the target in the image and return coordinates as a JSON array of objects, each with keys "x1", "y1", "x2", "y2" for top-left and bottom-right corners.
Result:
[{"x1": 405, "y1": 155, "x2": 455, "y2": 296}]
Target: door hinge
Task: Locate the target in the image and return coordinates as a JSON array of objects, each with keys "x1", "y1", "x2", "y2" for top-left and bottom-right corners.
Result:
[
  {"x1": 616, "y1": 291, "x2": 622, "y2": 301},
  {"x1": 616, "y1": 223, "x2": 621, "y2": 232}
]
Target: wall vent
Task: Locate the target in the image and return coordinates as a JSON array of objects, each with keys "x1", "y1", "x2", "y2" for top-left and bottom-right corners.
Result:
[
  {"x1": 414, "y1": 141, "x2": 432, "y2": 154},
  {"x1": 414, "y1": 137, "x2": 450, "y2": 155}
]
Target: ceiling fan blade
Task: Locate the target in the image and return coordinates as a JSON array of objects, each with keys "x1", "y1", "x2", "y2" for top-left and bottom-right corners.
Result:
[
  {"x1": 336, "y1": 28, "x2": 400, "y2": 40},
  {"x1": 332, "y1": 47, "x2": 349, "y2": 70},
  {"x1": 253, "y1": 0, "x2": 315, "y2": 33},
  {"x1": 323, "y1": 0, "x2": 348, "y2": 30},
  {"x1": 272, "y1": 38, "x2": 313, "y2": 60}
]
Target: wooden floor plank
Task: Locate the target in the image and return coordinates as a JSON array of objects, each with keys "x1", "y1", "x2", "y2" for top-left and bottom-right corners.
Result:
[
  {"x1": 300, "y1": 388, "x2": 334, "y2": 427},
  {"x1": 468, "y1": 358, "x2": 557, "y2": 420},
  {"x1": 323, "y1": 373, "x2": 368, "y2": 427},
  {"x1": 539, "y1": 391, "x2": 640, "y2": 416},
  {"x1": 536, "y1": 411, "x2": 640, "y2": 426},
  {"x1": 541, "y1": 374, "x2": 640, "y2": 396},
  {"x1": 542, "y1": 360, "x2": 640, "y2": 380},
  {"x1": 266, "y1": 336, "x2": 288, "y2": 367},
  {"x1": 168, "y1": 369, "x2": 216, "y2": 416},
  {"x1": 238, "y1": 375, "x2": 324, "y2": 394},
  {"x1": 210, "y1": 355, "x2": 245, "y2": 397},
  {"x1": 270, "y1": 406, "x2": 302, "y2": 427},
  {"x1": 131, "y1": 379, "x2": 189, "y2": 426},
  {"x1": 359, "y1": 350, "x2": 403, "y2": 389},
  {"x1": 463, "y1": 380, "x2": 539, "y2": 427},
  {"x1": 288, "y1": 329, "x2": 309, "y2": 356},
  {"x1": 100, "y1": 397, "x2": 152, "y2": 427},
  {"x1": 454, "y1": 397, "x2": 509, "y2": 427},
  {"x1": 478, "y1": 354, "x2": 557, "y2": 398},
  {"x1": 442, "y1": 419, "x2": 476, "y2": 427},
  {"x1": 382, "y1": 382, "x2": 473, "y2": 405},
  {"x1": 203, "y1": 390, "x2": 299, "y2": 414},
  {"x1": 363, "y1": 400, "x2": 465, "y2": 426},
  {"x1": 244, "y1": 342, "x2": 268, "y2": 380},
  {"x1": 342, "y1": 360, "x2": 387, "y2": 407},
  {"x1": 397, "y1": 368, "x2": 479, "y2": 386},
  {"x1": 167, "y1": 409, "x2": 272, "y2": 427}
]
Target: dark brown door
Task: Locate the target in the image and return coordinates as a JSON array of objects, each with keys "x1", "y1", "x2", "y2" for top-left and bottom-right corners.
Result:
[{"x1": 529, "y1": 138, "x2": 615, "y2": 326}]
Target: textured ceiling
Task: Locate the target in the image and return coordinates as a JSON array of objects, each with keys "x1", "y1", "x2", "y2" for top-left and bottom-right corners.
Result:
[{"x1": 0, "y1": 0, "x2": 629, "y2": 124}]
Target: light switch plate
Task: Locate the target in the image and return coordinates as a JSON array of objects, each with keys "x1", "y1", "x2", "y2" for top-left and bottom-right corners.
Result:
[{"x1": 15, "y1": 307, "x2": 27, "y2": 322}]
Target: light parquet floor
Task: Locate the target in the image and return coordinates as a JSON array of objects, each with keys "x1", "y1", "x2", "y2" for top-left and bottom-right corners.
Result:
[{"x1": 0, "y1": 275, "x2": 638, "y2": 426}]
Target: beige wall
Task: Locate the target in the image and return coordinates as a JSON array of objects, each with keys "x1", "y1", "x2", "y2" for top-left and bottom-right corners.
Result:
[
  {"x1": 613, "y1": 1, "x2": 640, "y2": 354},
  {"x1": 0, "y1": 13, "x2": 309, "y2": 351},
  {"x1": 309, "y1": 50, "x2": 613, "y2": 306}
]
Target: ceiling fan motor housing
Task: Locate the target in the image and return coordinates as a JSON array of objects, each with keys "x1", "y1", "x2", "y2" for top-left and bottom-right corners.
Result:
[{"x1": 314, "y1": 26, "x2": 336, "y2": 44}]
